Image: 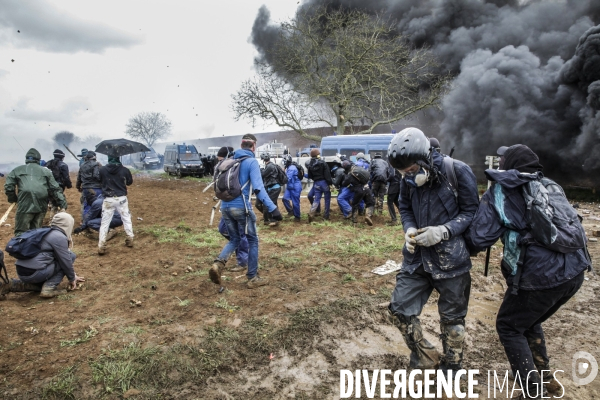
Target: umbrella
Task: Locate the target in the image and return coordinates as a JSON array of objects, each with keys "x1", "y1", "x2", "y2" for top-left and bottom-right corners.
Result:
[{"x1": 95, "y1": 139, "x2": 150, "y2": 157}]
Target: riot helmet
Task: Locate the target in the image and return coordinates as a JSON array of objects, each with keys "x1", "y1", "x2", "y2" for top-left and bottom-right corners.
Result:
[{"x1": 387, "y1": 128, "x2": 430, "y2": 171}]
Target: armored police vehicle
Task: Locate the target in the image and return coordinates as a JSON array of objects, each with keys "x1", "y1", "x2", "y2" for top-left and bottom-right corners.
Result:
[{"x1": 163, "y1": 143, "x2": 205, "y2": 178}]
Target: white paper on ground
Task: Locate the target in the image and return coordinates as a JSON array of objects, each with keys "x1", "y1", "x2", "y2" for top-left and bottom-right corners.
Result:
[{"x1": 371, "y1": 260, "x2": 402, "y2": 275}]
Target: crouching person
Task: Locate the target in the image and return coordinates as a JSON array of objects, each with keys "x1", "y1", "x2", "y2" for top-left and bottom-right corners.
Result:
[
  {"x1": 74, "y1": 194, "x2": 122, "y2": 242},
  {"x1": 466, "y1": 145, "x2": 590, "y2": 398},
  {"x1": 1, "y1": 212, "x2": 85, "y2": 298}
]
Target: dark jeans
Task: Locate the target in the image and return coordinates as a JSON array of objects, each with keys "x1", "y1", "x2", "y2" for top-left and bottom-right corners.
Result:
[
  {"x1": 307, "y1": 185, "x2": 321, "y2": 213},
  {"x1": 255, "y1": 187, "x2": 281, "y2": 222},
  {"x1": 310, "y1": 180, "x2": 331, "y2": 218},
  {"x1": 217, "y1": 207, "x2": 259, "y2": 279},
  {"x1": 390, "y1": 264, "x2": 471, "y2": 323},
  {"x1": 371, "y1": 181, "x2": 387, "y2": 209},
  {"x1": 387, "y1": 191, "x2": 400, "y2": 221},
  {"x1": 218, "y1": 217, "x2": 249, "y2": 266},
  {"x1": 496, "y1": 272, "x2": 585, "y2": 392},
  {"x1": 14, "y1": 212, "x2": 46, "y2": 236},
  {"x1": 18, "y1": 252, "x2": 77, "y2": 288}
]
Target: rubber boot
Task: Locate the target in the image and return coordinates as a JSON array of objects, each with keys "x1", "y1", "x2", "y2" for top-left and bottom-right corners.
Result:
[
  {"x1": 39, "y1": 281, "x2": 67, "y2": 298},
  {"x1": 390, "y1": 311, "x2": 439, "y2": 369},
  {"x1": 209, "y1": 259, "x2": 225, "y2": 285},
  {"x1": 365, "y1": 206, "x2": 374, "y2": 226},
  {"x1": 439, "y1": 321, "x2": 465, "y2": 376},
  {"x1": 7, "y1": 279, "x2": 43, "y2": 293}
]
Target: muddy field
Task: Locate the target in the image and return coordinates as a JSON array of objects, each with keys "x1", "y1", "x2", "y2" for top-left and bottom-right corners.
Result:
[{"x1": 0, "y1": 172, "x2": 598, "y2": 400}]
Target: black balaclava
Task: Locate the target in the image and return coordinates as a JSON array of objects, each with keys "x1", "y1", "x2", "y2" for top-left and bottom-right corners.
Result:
[{"x1": 502, "y1": 144, "x2": 544, "y2": 173}]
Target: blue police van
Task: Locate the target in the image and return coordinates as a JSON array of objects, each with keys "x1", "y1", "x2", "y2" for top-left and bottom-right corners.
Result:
[{"x1": 320, "y1": 134, "x2": 394, "y2": 161}]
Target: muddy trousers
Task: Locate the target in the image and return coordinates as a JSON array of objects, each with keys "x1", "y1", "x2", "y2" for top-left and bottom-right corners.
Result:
[
  {"x1": 14, "y1": 212, "x2": 46, "y2": 236},
  {"x1": 371, "y1": 181, "x2": 387, "y2": 213},
  {"x1": 496, "y1": 272, "x2": 584, "y2": 395},
  {"x1": 309, "y1": 180, "x2": 331, "y2": 219},
  {"x1": 350, "y1": 186, "x2": 375, "y2": 224},
  {"x1": 307, "y1": 185, "x2": 321, "y2": 213},
  {"x1": 387, "y1": 191, "x2": 400, "y2": 222},
  {"x1": 389, "y1": 265, "x2": 471, "y2": 370},
  {"x1": 99, "y1": 196, "x2": 133, "y2": 247}
]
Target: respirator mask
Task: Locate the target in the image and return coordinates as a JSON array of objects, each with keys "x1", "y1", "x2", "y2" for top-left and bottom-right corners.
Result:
[{"x1": 403, "y1": 167, "x2": 429, "y2": 187}]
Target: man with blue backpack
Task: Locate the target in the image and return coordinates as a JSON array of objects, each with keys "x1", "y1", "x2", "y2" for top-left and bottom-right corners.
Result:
[
  {"x1": 1, "y1": 212, "x2": 85, "y2": 298},
  {"x1": 467, "y1": 144, "x2": 590, "y2": 398},
  {"x1": 210, "y1": 134, "x2": 283, "y2": 289}
]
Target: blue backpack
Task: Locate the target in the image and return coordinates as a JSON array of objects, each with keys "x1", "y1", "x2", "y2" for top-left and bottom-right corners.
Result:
[{"x1": 5, "y1": 227, "x2": 56, "y2": 260}]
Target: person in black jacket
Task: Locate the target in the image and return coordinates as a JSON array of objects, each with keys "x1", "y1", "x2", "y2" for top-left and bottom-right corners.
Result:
[
  {"x1": 76, "y1": 151, "x2": 103, "y2": 220},
  {"x1": 97, "y1": 156, "x2": 134, "y2": 255},
  {"x1": 467, "y1": 145, "x2": 589, "y2": 398},
  {"x1": 255, "y1": 153, "x2": 283, "y2": 226},
  {"x1": 386, "y1": 165, "x2": 401, "y2": 225},
  {"x1": 307, "y1": 149, "x2": 333, "y2": 223},
  {"x1": 46, "y1": 149, "x2": 72, "y2": 192},
  {"x1": 341, "y1": 166, "x2": 375, "y2": 226},
  {"x1": 369, "y1": 153, "x2": 389, "y2": 215}
]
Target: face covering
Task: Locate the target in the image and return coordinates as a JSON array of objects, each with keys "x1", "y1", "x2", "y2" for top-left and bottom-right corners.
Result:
[{"x1": 404, "y1": 168, "x2": 429, "y2": 187}]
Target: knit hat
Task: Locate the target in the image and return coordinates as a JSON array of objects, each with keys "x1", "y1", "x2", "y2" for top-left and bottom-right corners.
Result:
[
  {"x1": 25, "y1": 148, "x2": 41, "y2": 163},
  {"x1": 53, "y1": 149, "x2": 65, "y2": 158},
  {"x1": 503, "y1": 144, "x2": 544, "y2": 173},
  {"x1": 108, "y1": 156, "x2": 121, "y2": 165},
  {"x1": 51, "y1": 212, "x2": 74, "y2": 247},
  {"x1": 310, "y1": 148, "x2": 320, "y2": 157}
]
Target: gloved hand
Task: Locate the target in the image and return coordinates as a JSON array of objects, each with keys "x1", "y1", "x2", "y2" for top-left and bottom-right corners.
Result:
[
  {"x1": 405, "y1": 227, "x2": 418, "y2": 254},
  {"x1": 414, "y1": 225, "x2": 449, "y2": 247},
  {"x1": 271, "y1": 208, "x2": 283, "y2": 221},
  {"x1": 73, "y1": 226, "x2": 84, "y2": 234}
]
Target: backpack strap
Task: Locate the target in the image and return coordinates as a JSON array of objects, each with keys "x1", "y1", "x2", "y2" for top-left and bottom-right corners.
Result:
[{"x1": 443, "y1": 156, "x2": 458, "y2": 200}]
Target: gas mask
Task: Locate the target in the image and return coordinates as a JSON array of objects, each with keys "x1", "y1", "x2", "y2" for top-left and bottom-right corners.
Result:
[{"x1": 403, "y1": 167, "x2": 429, "y2": 187}]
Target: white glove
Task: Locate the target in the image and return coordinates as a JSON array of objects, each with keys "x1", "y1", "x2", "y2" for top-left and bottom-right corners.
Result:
[
  {"x1": 414, "y1": 225, "x2": 449, "y2": 247},
  {"x1": 405, "y1": 227, "x2": 418, "y2": 254}
]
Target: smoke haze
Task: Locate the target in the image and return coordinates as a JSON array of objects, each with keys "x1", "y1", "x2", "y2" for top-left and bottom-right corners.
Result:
[{"x1": 252, "y1": 0, "x2": 600, "y2": 184}]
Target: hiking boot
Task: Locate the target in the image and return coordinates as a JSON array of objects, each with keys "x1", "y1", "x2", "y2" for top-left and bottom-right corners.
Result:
[
  {"x1": 40, "y1": 284, "x2": 67, "y2": 298},
  {"x1": 247, "y1": 275, "x2": 268, "y2": 289},
  {"x1": 6, "y1": 279, "x2": 42, "y2": 293},
  {"x1": 106, "y1": 229, "x2": 118, "y2": 242},
  {"x1": 386, "y1": 220, "x2": 398, "y2": 226},
  {"x1": 98, "y1": 242, "x2": 107, "y2": 255},
  {"x1": 125, "y1": 236, "x2": 134, "y2": 247},
  {"x1": 230, "y1": 265, "x2": 247, "y2": 272},
  {"x1": 209, "y1": 260, "x2": 225, "y2": 285}
]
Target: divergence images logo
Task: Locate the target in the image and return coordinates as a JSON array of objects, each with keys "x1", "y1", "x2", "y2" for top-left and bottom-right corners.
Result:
[{"x1": 572, "y1": 351, "x2": 598, "y2": 386}]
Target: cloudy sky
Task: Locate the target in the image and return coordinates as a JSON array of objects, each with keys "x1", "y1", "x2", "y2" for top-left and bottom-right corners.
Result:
[{"x1": 0, "y1": 0, "x2": 298, "y2": 161}]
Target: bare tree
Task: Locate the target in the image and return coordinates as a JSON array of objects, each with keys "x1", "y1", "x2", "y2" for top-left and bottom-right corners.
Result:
[
  {"x1": 125, "y1": 112, "x2": 172, "y2": 148},
  {"x1": 233, "y1": 7, "x2": 448, "y2": 135}
]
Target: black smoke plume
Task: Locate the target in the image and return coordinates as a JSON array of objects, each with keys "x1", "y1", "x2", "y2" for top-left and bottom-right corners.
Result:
[{"x1": 251, "y1": 0, "x2": 600, "y2": 184}]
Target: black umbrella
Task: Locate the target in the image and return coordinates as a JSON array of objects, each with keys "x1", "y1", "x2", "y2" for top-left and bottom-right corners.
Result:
[{"x1": 95, "y1": 138, "x2": 150, "y2": 157}]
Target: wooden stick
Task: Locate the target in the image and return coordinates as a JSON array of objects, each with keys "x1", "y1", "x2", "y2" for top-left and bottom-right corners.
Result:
[
  {"x1": 209, "y1": 200, "x2": 221, "y2": 226},
  {"x1": 202, "y1": 181, "x2": 215, "y2": 193},
  {"x1": 0, "y1": 203, "x2": 15, "y2": 226}
]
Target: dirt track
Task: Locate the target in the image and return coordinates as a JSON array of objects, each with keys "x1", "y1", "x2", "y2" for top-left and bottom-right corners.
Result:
[{"x1": 0, "y1": 173, "x2": 598, "y2": 399}]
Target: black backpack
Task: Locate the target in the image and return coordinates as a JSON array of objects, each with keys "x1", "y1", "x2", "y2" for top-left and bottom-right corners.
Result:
[
  {"x1": 291, "y1": 162, "x2": 305, "y2": 181},
  {"x1": 350, "y1": 165, "x2": 370, "y2": 185},
  {"x1": 46, "y1": 159, "x2": 62, "y2": 185},
  {"x1": 5, "y1": 227, "x2": 57, "y2": 260},
  {"x1": 276, "y1": 165, "x2": 288, "y2": 185},
  {"x1": 214, "y1": 156, "x2": 251, "y2": 201}
]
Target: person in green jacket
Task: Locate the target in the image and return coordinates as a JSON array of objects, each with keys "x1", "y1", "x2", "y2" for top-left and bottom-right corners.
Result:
[{"x1": 4, "y1": 148, "x2": 68, "y2": 236}]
